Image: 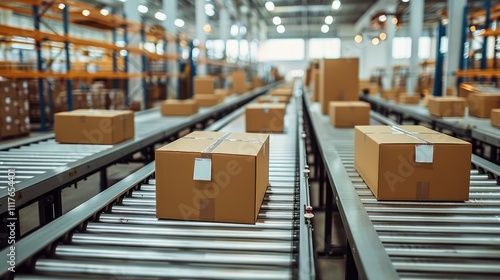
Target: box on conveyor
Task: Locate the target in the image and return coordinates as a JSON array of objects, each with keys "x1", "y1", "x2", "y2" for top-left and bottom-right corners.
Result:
[
  {"x1": 231, "y1": 71, "x2": 247, "y2": 94},
  {"x1": 319, "y1": 58, "x2": 359, "y2": 114},
  {"x1": 54, "y1": 109, "x2": 134, "y2": 144},
  {"x1": 311, "y1": 69, "x2": 320, "y2": 102},
  {"x1": 492, "y1": 109, "x2": 500, "y2": 128},
  {"x1": 467, "y1": 92, "x2": 500, "y2": 118},
  {"x1": 398, "y1": 94, "x2": 421, "y2": 105},
  {"x1": 193, "y1": 94, "x2": 224, "y2": 107},
  {"x1": 194, "y1": 75, "x2": 217, "y2": 95},
  {"x1": 269, "y1": 88, "x2": 293, "y2": 103},
  {"x1": 155, "y1": 131, "x2": 270, "y2": 224},
  {"x1": 214, "y1": 89, "x2": 230, "y2": 98},
  {"x1": 161, "y1": 99, "x2": 198, "y2": 116},
  {"x1": 245, "y1": 103, "x2": 286, "y2": 133},
  {"x1": 354, "y1": 125, "x2": 471, "y2": 201},
  {"x1": 381, "y1": 88, "x2": 402, "y2": 101},
  {"x1": 329, "y1": 101, "x2": 370, "y2": 128},
  {"x1": 428, "y1": 96, "x2": 466, "y2": 117},
  {"x1": 359, "y1": 80, "x2": 379, "y2": 96},
  {"x1": 257, "y1": 95, "x2": 288, "y2": 104}
]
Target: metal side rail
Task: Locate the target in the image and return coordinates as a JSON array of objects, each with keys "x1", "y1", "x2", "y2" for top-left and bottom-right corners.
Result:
[
  {"x1": 2, "y1": 93, "x2": 315, "y2": 279},
  {"x1": 0, "y1": 85, "x2": 275, "y2": 236},
  {"x1": 304, "y1": 93, "x2": 500, "y2": 279}
]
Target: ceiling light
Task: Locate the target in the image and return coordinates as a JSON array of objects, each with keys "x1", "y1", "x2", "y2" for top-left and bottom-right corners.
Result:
[
  {"x1": 155, "y1": 11, "x2": 167, "y2": 21},
  {"x1": 119, "y1": 0, "x2": 126, "y2": 2},
  {"x1": 265, "y1": 1, "x2": 275, "y2": 11},
  {"x1": 82, "y1": 10, "x2": 90, "y2": 16},
  {"x1": 378, "y1": 15, "x2": 387, "y2": 22},
  {"x1": 240, "y1": 26, "x2": 247, "y2": 35},
  {"x1": 325, "y1": 15, "x2": 334, "y2": 25},
  {"x1": 273, "y1": 16, "x2": 281, "y2": 25},
  {"x1": 321, "y1": 25, "x2": 329, "y2": 33},
  {"x1": 175, "y1": 19, "x2": 185, "y2": 28},
  {"x1": 58, "y1": 3, "x2": 65, "y2": 9},
  {"x1": 470, "y1": 25, "x2": 476, "y2": 32},
  {"x1": 203, "y1": 24, "x2": 212, "y2": 33},
  {"x1": 231, "y1": 24, "x2": 239, "y2": 36},
  {"x1": 379, "y1": 32, "x2": 387, "y2": 40},
  {"x1": 331, "y1": 0, "x2": 341, "y2": 10},
  {"x1": 276, "y1": 25, "x2": 285, "y2": 33},
  {"x1": 100, "y1": 9, "x2": 110, "y2": 16},
  {"x1": 372, "y1": 37, "x2": 380, "y2": 45},
  {"x1": 119, "y1": 49, "x2": 128, "y2": 56},
  {"x1": 402, "y1": 0, "x2": 409, "y2": 2},
  {"x1": 441, "y1": 18, "x2": 448, "y2": 25},
  {"x1": 205, "y1": 3, "x2": 215, "y2": 16},
  {"x1": 138, "y1": 5, "x2": 148, "y2": 13},
  {"x1": 354, "y1": 34, "x2": 363, "y2": 43},
  {"x1": 392, "y1": 17, "x2": 398, "y2": 24}
]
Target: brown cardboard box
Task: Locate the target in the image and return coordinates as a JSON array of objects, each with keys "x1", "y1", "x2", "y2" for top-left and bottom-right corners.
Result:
[
  {"x1": 269, "y1": 88, "x2": 293, "y2": 103},
  {"x1": 155, "y1": 131, "x2": 270, "y2": 224},
  {"x1": 194, "y1": 94, "x2": 223, "y2": 107},
  {"x1": 214, "y1": 89, "x2": 230, "y2": 97},
  {"x1": 319, "y1": 58, "x2": 359, "y2": 114},
  {"x1": 329, "y1": 101, "x2": 370, "y2": 128},
  {"x1": 360, "y1": 80, "x2": 379, "y2": 95},
  {"x1": 446, "y1": 86, "x2": 456, "y2": 96},
  {"x1": 458, "y1": 83, "x2": 478, "y2": 98},
  {"x1": 54, "y1": 109, "x2": 134, "y2": 144},
  {"x1": 161, "y1": 99, "x2": 198, "y2": 116},
  {"x1": 492, "y1": 109, "x2": 500, "y2": 128},
  {"x1": 253, "y1": 75, "x2": 264, "y2": 88},
  {"x1": 194, "y1": 76, "x2": 216, "y2": 95},
  {"x1": 232, "y1": 71, "x2": 247, "y2": 94},
  {"x1": 467, "y1": 92, "x2": 500, "y2": 118},
  {"x1": 428, "y1": 96, "x2": 466, "y2": 117},
  {"x1": 257, "y1": 95, "x2": 288, "y2": 104},
  {"x1": 422, "y1": 94, "x2": 432, "y2": 107},
  {"x1": 354, "y1": 125, "x2": 471, "y2": 201},
  {"x1": 246, "y1": 103, "x2": 286, "y2": 133},
  {"x1": 381, "y1": 89, "x2": 401, "y2": 101},
  {"x1": 0, "y1": 124, "x2": 19, "y2": 138},
  {"x1": 311, "y1": 69, "x2": 320, "y2": 102},
  {"x1": 398, "y1": 94, "x2": 421, "y2": 104}
]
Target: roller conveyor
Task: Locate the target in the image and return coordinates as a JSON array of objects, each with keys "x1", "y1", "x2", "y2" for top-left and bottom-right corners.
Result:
[
  {"x1": 2, "y1": 91, "x2": 315, "y2": 279},
  {"x1": 0, "y1": 86, "x2": 274, "y2": 232},
  {"x1": 305, "y1": 91, "x2": 500, "y2": 279}
]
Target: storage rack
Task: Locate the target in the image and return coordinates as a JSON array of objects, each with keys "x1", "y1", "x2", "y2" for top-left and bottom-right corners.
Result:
[
  {"x1": 0, "y1": 84, "x2": 274, "y2": 246},
  {"x1": 0, "y1": 85, "x2": 316, "y2": 279},
  {"x1": 305, "y1": 89, "x2": 500, "y2": 278}
]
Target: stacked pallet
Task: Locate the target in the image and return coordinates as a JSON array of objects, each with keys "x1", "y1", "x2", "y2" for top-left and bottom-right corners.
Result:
[{"x1": 0, "y1": 80, "x2": 31, "y2": 139}]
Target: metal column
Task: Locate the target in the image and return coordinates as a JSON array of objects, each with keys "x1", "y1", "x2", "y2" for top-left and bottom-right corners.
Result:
[
  {"x1": 433, "y1": 21, "x2": 446, "y2": 96},
  {"x1": 62, "y1": 6, "x2": 73, "y2": 111},
  {"x1": 33, "y1": 5, "x2": 46, "y2": 131}
]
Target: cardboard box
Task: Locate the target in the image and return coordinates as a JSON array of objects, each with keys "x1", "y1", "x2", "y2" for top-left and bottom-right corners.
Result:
[
  {"x1": 214, "y1": 89, "x2": 230, "y2": 97},
  {"x1": 428, "y1": 97, "x2": 466, "y2": 117},
  {"x1": 54, "y1": 109, "x2": 134, "y2": 144},
  {"x1": 155, "y1": 131, "x2": 270, "y2": 224},
  {"x1": 381, "y1": 89, "x2": 401, "y2": 101},
  {"x1": 161, "y1": 99, "x2": 198, "y2": 116},
  {"x1": 194, "y1": 76, "x2": 216, "y2": 95},
  {"x1": 354, "y1": 125, "x2": 471, "y2": 201},
  {"x1": 492, "y1": 109, "x2": 500, "y2": 128},
  {"x1": 246, "y1": 103, "x2": 286, "y2": 133},
  {"x1": 257, "y1": 95, "x2": 288, "y2": 104},
  {"x1": 467, "y1": 92, "x2": 500, "y2": 118},
  {"x1": 194, "y1": 94, "x2": 223, "y2": 107},
  {"x1": 319, "y1": 58, "x2": 359, "y2": 114},
  {"x1": 329, "y1": 101, "x2": 370, "y2": 128},
  {"x1": 269, "y1": 88, "x2": 293, "y2": 103},
  {"x1": 311, "y1": 69, "x2": 320, "y2": 102},
  {"x1": 232, "y1": 71, "x2": 247, "y2": 94},
  {"x1": 359, "y1": 80, "x2": 379, "y2": 95},
  {"x1": 398, "y1": 94, "x2": 421, "y2": 104}
]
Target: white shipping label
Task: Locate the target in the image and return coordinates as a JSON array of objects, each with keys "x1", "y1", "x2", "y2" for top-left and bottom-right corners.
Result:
[
  {"x1": 415, "y1": 144, "x2": 434, "y2": 163},
  {"x1": 193, "y1": 158, "x2": 212, "y2": 181}
]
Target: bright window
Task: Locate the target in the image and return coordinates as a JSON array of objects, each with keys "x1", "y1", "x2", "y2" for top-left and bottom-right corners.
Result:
[
  {"x1": 258, "y1": 39, "x2": 305, "y2": 61},
  {"x1": 393, "y1": 37, "x2": 432, "y2": 59},
  {"x1": 308, "y1": 38, "x2": 341, "y2": 59}
]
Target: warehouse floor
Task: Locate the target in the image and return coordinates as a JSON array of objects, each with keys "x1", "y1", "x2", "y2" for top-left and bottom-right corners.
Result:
[{"x1": 19, "y1": 160, "x2": 345, "y2": 279}]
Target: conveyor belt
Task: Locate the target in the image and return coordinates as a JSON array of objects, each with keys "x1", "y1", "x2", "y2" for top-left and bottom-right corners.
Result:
[
  {"x1": 305, "y1": 91, "x2": 500, "y2": 279},
  {"x1": 0, "y1": 86, "x2": 274, "y2": 221},
  {"x1": 2, "y1": 91, "x2": 315, "y2": 279}
]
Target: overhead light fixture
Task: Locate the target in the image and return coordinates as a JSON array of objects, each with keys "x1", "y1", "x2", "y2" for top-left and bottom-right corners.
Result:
[
  {"x1": 175, "y1": 19, "x2": 185, "y2": 28},
  {"x1": 331, "y1": 0, "x2": 341, "y2": 10},
  {"x1": 402, "y1": 0, "x2": 409, "y2": 2},
  {"x1": 321, "y1": 24, "x2": 329, "y2": 33},
  {"x1": 379, "y1": 32, "x2": 387, "y2": 40},
  {"x1": 138, "y1": 5, "x2": 148, "y2": 14},
  {"x1": 100, "y1": 9, "x2": 110, "y2": 16},
  {"x1": 276, "y1": 25, "x2": 285, "y2": 34},
  {"x1": 203, "y1": 24, "x2": 212, "y2": 33},
  {"x1": 58, "y1": 3, "x2": 65, "y2": 9},
  {"x1": 470, "y1": 25, "x2": 476, "y2": 32},
  {"x1": 325, "y1": 15, "x2": 334, "y2": 25},
  {"x1": 273, "y1": 16, "x2": 281, "y2": 25},
  {"x1": 441, "y1": 18, "x2": 448, "y2": 25},
  {"x1": 119, "y1": 0, "x2": 126, "y2": 2},
  {"x1": 231, "y1": 24, "x2": 239, "y2": 36},
  {"x1": 155, "y1": 11, "x2": 167, "y2": 21},
  {"x1": 240, "y1": 26, "x2": 247, "y2": 35},
  {"x1": 119, "y1": 49, "x2": 128, "y2": 56},
  {"x1": 392, "y1": 17, "x2": 398, "y2": 24},
  {"x1": 205, "y1": 3, "x2": 215, "y2": 16},
  {"x1": 378, "y1": 15, "x2": 387, "y2": 22},
  {"x1": 372, "y1": 37, "x2": 380, "y2": 45},
  {"x1": 265, "y1": 1, "x2": 275, "y2": 11},
  {"x1": 354, "y1": 34, "x2": 363, "y2": 43},
  {"x1": 82, "y1": 10, "x2": 90, "y2": 16}
]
